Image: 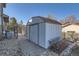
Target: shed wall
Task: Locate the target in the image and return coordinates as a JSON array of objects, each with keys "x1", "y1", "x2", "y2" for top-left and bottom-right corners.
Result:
[
  {"x1": 45, "y1": 23, "x2": 61, "y2": 48},
  {"x1": 26, "y1": 17, "x2": 61, "y2": 49},
  {"x1": 30, "y1": 25, "x2": 38, "y2": 44},
  {"x1": 39, "y1": 23, "x2": 45, "y2": 48},
  {"x1": 27, "y1": 23, "x2": 46, "y2": 48}
]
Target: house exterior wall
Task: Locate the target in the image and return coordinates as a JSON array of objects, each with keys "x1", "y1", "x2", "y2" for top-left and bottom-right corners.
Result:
[
  {"x1": 3, "y1": 21, "x2": 8, "y2": 31},
  {"x1": 45, "y1": 23, "x2": 61, "y2": 48},
  {"x1": 0, "y1": 5, "x2": 3, "y2": 40},
  {"x1": 62, "y1": 24, "x2": 79, "y2": 41},
  {"x1": 62, "y1": 24, "x2": 79, "y2": 33},
  {"x1": 0, "y1": 13, "x2": 2, "y2": 39},
  {"x1": 0, "y1": 4, "x2": 7, "y2": 40},
  {"x1": 0, "y1": 16, "x2": 2, "y2": 40}
]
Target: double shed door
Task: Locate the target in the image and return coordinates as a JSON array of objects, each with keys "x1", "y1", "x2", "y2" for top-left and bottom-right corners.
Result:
[{"x1": 30, "y1": 24, "x2": 39, "y2": 45}]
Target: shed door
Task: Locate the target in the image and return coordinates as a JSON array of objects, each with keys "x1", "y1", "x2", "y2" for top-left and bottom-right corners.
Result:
[{"x1": 30, "y1": 25, "x2": 39, "y2": 44}]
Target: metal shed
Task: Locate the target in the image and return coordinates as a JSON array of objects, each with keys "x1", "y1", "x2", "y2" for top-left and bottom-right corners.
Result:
[{"x1": 26, "y1": 16, "x2": 62, "y2": 49}]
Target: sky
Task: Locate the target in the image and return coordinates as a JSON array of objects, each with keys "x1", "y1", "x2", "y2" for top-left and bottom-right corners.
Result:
[{"x1": 3, "y1": 3, "x2": 79, "y2": 25}]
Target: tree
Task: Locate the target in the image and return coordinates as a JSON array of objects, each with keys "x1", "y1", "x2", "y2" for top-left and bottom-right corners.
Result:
[
  {"x1": 18, "y1": 20, "x2": 23, "y2": 33},
  {"x1": 60, "y1": 15, "x2": 78, "y2": 25},
  {"x1": 48, "y1": 14, "x2": 56, "y2": 20},
  {"x1": 20, "y1": 20, "x2": 23, "y2": 25},
  {"x1": 8, "y1": 17, "x2": 17, "y2": 31},
  {"x1": 10, "y1": 17, "x2": 17, "y2": 26}
]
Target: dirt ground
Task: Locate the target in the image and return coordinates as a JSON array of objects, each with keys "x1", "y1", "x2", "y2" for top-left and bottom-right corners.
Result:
[
  {"x1": 0, "y1": 35, "x2": 58, "y2": 56},
  {"x1": 0, "y1": 35, "x2": 78, "y2": 56}
]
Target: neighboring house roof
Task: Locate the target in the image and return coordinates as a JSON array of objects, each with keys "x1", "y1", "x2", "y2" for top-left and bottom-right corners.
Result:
[
  {"x1": 31, "y1": 16, "x2": 61, "y2": 25},
  {"x1": 62, "y1": 23, "x2": 71, "y2": 28},
  {"x1": 0, "y1": 3, "x2": 6, "y2": 8},
  {"x1": 3, "y1": 14, "x2": 9, "y2": 17},
  {"x1": 62, "y1": 23, "x2": 79, "y2": 28},
  {"x1": 3, "y1": 14, "x2": 9, "y2": 23}
]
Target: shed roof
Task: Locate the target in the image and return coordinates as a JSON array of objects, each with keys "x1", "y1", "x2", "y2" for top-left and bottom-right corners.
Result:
[{"x1": 32, "y1": 16, "x2": 61, "y2": 25}]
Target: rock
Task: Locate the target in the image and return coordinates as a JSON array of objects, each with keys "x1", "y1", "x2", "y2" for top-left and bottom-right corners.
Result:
[
  {"x1": 41, "y1": 50, "x2": 58, "y2": 56},
  {"x1": 60, "y1": 42, "x2": 76, "y2": 56}
]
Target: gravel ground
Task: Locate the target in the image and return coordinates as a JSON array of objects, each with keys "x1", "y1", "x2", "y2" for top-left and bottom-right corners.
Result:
[
  {"x1": 0, "y1": 35, "x2": 58, "y2": 56},
  {"x1": 0, "y1": 39, "x2": 23, "y2": 56},
  {"x1": 17, "y1": 35, "x2": 58, "y2": 56},
  {"x1": 0, "y1": 35, "x2": 77, "y2": 56}
]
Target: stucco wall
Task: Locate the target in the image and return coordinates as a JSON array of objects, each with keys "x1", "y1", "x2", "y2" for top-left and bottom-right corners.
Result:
[{"x1": 62, "y1": 24, "x2": 79, "y2": 33}]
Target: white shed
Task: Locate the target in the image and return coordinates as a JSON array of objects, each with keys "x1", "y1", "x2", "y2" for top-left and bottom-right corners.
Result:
[{"x1": 26, "y1": 16, "x2": 62, "y2": 49}]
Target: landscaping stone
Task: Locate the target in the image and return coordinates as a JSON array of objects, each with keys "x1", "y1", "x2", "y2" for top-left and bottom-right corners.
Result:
[{"x1": 60, "y1": 42, "x2": 76, "y2": 56}]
